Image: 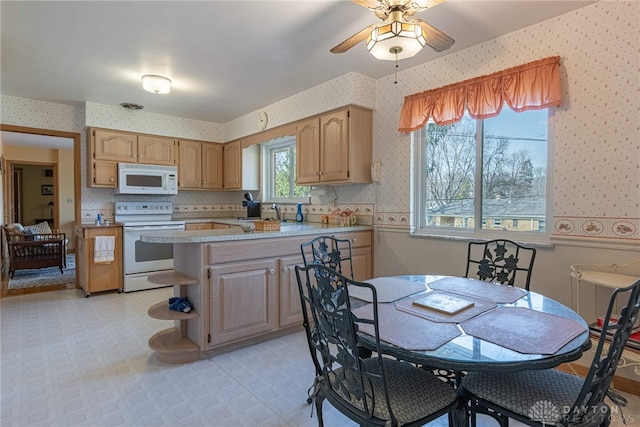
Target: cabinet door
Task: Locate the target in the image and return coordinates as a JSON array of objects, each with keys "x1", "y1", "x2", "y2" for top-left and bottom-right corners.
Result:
[
  {"x1": 91, "y1": 161, "x2": 117, "y2": 187},
  {"x1": 137, "y1": 135, "x2": 176, "y2": 165},
  {"x1": 320, "y1": 109, "x2": 350, "y2": 182},
  {"x1": 279, "y1": 255, "x2": 305, "y2": 327},
  {"x1": 223, "y1": 140, "x2": 242, "y2": 189},
  {"x1": 178, "y1": 140, "x2": 203, "y2": 189},
  {"x1": 296, "y1": 117, "x2": 321, "y2": 184},
  {"x1": 92, "y1": 128, "x2": 137, "y2": 162},
  {"x1": 349, "y1": 247, "x2": 373, "y2": 282},
  {"x1": 78, "y1": 227, "x2": 123, "y2": 294},
  {"x1": 208, "y1": 259, "x2": 277, "y2": 347},
  {"x1": 202, "y1": 143, "x2": 223, "y2": 189}
]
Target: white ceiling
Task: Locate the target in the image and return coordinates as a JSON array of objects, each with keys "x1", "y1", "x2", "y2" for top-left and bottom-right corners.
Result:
[{"x1": 1, "y1": 0, "x2": 595, "y2": 147}]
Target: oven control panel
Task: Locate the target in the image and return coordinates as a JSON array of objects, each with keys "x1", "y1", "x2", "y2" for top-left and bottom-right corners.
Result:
[{"x1": 115, "y1": 202, "x2": 173, "y2": 215}]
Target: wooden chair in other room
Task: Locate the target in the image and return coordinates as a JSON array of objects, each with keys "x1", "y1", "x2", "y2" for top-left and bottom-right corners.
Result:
[
  {"x1": 458, "y1": 278, "x2": 640, "y2": 427},
  {"x1": 295, "y1": 264, "x2": 461, "y2": 427},
  {"x1": 465, "y1": 239, "x2": 536, "y2": 290}
]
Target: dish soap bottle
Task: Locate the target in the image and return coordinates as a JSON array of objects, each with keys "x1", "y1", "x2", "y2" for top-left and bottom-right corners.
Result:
[{"x1": 296, "y1": 203, "x2": 304, "y2": 223}]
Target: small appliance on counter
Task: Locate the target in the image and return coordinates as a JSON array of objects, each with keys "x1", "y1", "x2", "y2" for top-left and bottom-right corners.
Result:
[{"x1": 242, "y1": 192, "x2": 261, "y2": 219}]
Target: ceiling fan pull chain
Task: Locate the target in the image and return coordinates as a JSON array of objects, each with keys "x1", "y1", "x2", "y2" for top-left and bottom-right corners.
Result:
[{"x1": 394, "y1": 47, "x2": 399, "y2": 84}]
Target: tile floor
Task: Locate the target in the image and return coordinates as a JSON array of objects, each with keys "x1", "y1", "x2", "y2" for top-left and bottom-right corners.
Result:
[{"x1": 1, "y1": 287, "x2": 638, "y2": 427}]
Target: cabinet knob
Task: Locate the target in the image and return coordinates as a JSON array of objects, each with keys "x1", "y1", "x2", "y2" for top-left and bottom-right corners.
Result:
[
  {"x1": 282, "y1": 266, "x2": 289, "y2": 272},
  {"x1": 314, "y1": 171, "x2": 318, "y2": 176},
  {"x1": 109, "y1": 178, "x2": 115, "y2": 182},
  {"x1": 319, "y1": 171, "x2": 323, "y2": 176},
  {"x1": 139, "y1": 154, "x2": 143, "y2": 158},
  {"x1": 352, "y1": 238, "x2": 357, "y2": 243},
  {"x1": 269, "y1": 268, "x2": 275, "y2": 274}
]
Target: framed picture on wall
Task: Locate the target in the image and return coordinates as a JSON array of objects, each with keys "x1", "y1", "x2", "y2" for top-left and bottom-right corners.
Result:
[{"x1": 41, "y1": 185, "x2": 54, "y2": 195}]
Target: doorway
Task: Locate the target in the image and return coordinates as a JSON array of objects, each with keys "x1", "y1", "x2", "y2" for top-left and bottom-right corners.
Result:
[{"x1": 0, "y1": 124, "x2": 81, "y2": 298}]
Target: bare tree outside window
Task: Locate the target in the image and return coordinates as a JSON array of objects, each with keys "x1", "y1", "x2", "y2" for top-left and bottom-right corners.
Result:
[{"x1": 421, "y1": 107, "x2": 548, "y2": 234}]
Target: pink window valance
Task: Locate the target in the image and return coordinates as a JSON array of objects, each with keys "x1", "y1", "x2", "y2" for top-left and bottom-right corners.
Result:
[{"x1": 398, "y1": 56, "x2": 563, "y2": 133}]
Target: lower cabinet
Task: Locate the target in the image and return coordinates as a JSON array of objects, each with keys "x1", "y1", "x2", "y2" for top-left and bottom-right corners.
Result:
[
  {"x1": 75, "y1": 225, "x2": 123, "y2": 297},
  {"x1": 204, "y1": 230, "x2": 372, "y2": 350},
  {"x1": 208, "y1": 259, "x2": 278, "y2": 347}
]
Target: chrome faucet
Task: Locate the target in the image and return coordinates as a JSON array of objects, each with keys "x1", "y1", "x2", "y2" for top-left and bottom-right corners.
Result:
[{"x1": 271, "y1": 203, "x2": 282, "y2": 221}]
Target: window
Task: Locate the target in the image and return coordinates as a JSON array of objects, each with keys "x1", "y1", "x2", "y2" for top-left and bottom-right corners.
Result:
[
  {"x1": 414, "y1": 107, "x2": 551, "y2": 239},
  {"x1": 262, "y1": 137, "x2": 309, "y2": 202}
]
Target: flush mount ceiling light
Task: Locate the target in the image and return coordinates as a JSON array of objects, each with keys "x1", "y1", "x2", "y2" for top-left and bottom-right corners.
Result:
[
  {"x1": 141, "y1": 74, "x2": 171, "y2": 94},
  {"x1": 366, "y1": 10, "x2": 426, "y2": 61}
]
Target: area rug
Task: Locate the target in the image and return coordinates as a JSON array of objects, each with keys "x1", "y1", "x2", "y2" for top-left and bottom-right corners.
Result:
[{"x1": 8, "y1": 255, "x2": 76, "y2": 289}]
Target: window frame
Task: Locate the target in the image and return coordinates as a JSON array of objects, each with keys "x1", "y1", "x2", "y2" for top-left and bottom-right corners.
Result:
[
  {"x1": 261, "y1": 136, "x2": 310, "y2": 204},
  {"x1": 411, "y1": 108, "x2": 554, "y2": 244}
]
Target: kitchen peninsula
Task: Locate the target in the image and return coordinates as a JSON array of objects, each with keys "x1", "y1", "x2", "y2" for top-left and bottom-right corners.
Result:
[{"x1": 140, "y1": 222, "x2": 373, "y2": 363}]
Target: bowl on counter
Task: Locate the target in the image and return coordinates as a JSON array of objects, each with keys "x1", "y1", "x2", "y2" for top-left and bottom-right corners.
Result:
[{"x1": 240, "y1": 222, "x2": 255, "y2": 232}]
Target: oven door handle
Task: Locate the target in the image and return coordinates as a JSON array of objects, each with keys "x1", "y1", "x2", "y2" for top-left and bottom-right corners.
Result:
[{"x1": 125, "y1": 225, "x2": 185, "y2": 232}]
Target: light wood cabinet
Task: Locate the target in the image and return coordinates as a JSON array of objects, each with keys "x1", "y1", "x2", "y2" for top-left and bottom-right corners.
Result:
[
  {"x1": 177, "y1": 140, "x2": 223, "y2": 190},
  {"x1": 87, "y1": 127, "x2": 177, "y2": 188},
  {"x1": 91, "y1": 128, "x2": 138, "y2": 163},
  {"x1": 204, "y1": 230, "x2": 372, "y2": 349},
  {"x1": 279, "y1": 255, "x2": 305, "y2": 327},
  {"x1": 223, "y1": 140, "x2": 242, "y2": 189},
  {"x1": 208, "y1": 259, "x2": 278, "y2": 347},
  {"x1": 223, "y1": 140, "x2": 259, "y2": 190},
  {"x1": 137, "y1": 135, "x2": 176, "y2": 165},
  {"x1": 75, "y1": 225, "x2": 123, "y2": 297},
  {"x1": 296, "y1": 106, "x2": 372, "y2": 185}
]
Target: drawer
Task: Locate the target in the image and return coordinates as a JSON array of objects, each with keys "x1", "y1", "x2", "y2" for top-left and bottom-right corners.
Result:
[{"x1": 330, "y1": 231, "x2": 372, "y2": 249}]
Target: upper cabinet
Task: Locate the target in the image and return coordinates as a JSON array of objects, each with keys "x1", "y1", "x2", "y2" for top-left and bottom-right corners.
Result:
[
  {"x1": 137, "y1": 135, "x2": 177, "y2": 166},
  {"x1": 90, "y1": 128, "x2": 175, "y2": 165},
  {"x1": 87, "y1": 127, "x2": 177, "y2": 188},
  {"x1": 178, "y1": 139, "x2": 223, "y2": 190},
  {"x1": 296, "y1": 106, "x2": 372, "y2": 185},
  {"x1": 223, "y1": 140, "x2": 259, "y2": 190}
]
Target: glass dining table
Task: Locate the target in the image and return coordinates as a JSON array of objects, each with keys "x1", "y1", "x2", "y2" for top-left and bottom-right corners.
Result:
[{"x1": 350, "y1": 275, "x2": 592, "y2": 373}]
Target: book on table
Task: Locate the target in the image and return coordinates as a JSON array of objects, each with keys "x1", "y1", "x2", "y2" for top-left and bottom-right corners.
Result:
[{"x1": 412, "y1": 291, "x2": 475, "y2": 315}]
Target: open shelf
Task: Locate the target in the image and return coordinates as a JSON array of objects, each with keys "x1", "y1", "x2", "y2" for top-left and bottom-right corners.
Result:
[
  {"x1": 148, "y1": 301, "x2": 199, "y2": 320},
  {"x1": 147, "y1": 270, "x2": 198, "y2": 286},
  {"x1": 148, "y1": 327, "x2": 200, "y2": 364}
]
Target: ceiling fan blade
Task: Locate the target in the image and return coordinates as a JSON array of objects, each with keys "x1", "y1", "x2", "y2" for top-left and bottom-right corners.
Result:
[
  {"x1": 330, "y1": 23, "x2": 378, "y2": 54},
  {"x1": 404, "y1": 0, "x2": 445, "y2": 15},
  {"x1": 414, "y1": 19, "x2": 455, "y2": 52},
  {"x1": 351, "y1": 0, "x2": 382, "y2": 9}
]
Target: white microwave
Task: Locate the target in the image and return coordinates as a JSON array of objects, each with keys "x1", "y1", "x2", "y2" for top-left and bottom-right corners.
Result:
[{"x1": 116, "y1": 163, "x2": 178, "y2": 195}]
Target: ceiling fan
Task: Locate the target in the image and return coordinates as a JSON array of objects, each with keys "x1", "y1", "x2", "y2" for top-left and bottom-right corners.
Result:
[{"x1": 330, "y1": 0, "x2": 454, "y2": 61}]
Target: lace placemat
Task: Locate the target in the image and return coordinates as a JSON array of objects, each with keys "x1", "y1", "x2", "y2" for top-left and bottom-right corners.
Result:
[
  {"x1": 461, "y1": 306, "x2": 588, "y2": 354},
  {"x1": 348, "y1": 277, "x2": 426, "y2": 303},
  {"x1": 353, "y1": 303, "x2": 461, "y2": 351},
  {"x1": 428, "y1": 277, "x2": 526, "y2": 304},
  {"x1": 395, "y1": 291, "x2": 497, "y2": 323}
]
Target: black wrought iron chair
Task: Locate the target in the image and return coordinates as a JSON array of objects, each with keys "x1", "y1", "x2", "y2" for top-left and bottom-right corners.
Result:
[
  {"x1": 458, "y1": 278, "x2": 640, "y2": 427},
  {"x1": 465, "y1": 239, "x2": 537, "y2": 290},
  {"x1": 299, "y1": 235, "x2": 362, "y2": 404},
  {"x1": 294, "y1": 263, "x2": 460, "y2": 427},
  {"x1": 301, "y1": 235, "x2": 354, "y2": 278}
]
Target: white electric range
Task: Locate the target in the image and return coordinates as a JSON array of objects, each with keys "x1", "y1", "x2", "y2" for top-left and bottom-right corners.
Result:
[{"x1": 114, "y1": 201, "x2": 185, "y2": 292}]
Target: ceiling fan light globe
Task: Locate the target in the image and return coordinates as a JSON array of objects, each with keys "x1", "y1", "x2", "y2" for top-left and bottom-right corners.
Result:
[{"x1": 366, "y1": 21, "x2": 426, "y2": 61}]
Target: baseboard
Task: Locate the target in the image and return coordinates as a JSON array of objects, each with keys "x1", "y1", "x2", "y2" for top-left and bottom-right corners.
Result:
[{"x1": 557, "y1": 362, "x2": 640, "y2": 396}]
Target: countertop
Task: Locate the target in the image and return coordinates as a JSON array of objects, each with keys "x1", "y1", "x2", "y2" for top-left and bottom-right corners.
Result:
[{"x1": 140, "y1": 221, "x2": 372, "y2": 244}]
